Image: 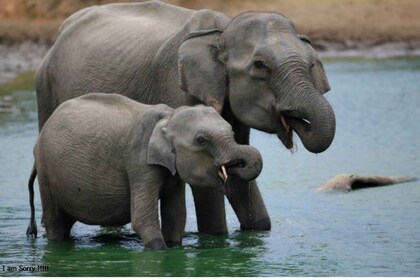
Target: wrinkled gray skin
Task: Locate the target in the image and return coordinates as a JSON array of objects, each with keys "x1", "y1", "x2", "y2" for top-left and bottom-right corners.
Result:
[
  {"x1": 27, "y1": 93, "x2": 263, "y2": 249},
  {"x1": 35, "y1": 1, "x2": 335, "y2": 233},
  {"x1": 316, "y1": 174, "x2": 416, "y2": 192}
]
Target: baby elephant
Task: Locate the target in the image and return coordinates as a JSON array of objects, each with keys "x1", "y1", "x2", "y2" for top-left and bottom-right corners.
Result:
[{"x1": 27, "y1": 93, "x2": 262, "y2": 249}]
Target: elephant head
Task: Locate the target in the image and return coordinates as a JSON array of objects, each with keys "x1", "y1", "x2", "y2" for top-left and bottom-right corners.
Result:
[
  {"x1": 147, "y1": 105, "x2": 263, "y2": 188},
  {"x1": 178, "y1": 12, "x2": 335, "y2": 153}
]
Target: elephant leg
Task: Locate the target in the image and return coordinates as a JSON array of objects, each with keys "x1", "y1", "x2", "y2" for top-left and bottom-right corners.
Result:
[
  {"x1": 223, "y1": 116, "x2": 270, "y2": 230},
  {"x1": 226, "y1": 178, "x2": 271, "y2": 231},
  {"x1": 39, "y1": 179, "x2": 75, "y2": 240},
  {"x1": 160, "y1": 179, "x2": 186, "y2": 247},
  {"x1": 129, "y1": 170, "x2": 167, "y2": 249},
  {"x1": 44, "y1": 210, "x2": 76, "y2": 240},
  {"x1": 45, "y1": 214, "x2": 76, "y2": 240},
  {"x1": 191, "y1": 186, "x2": 228, "y2": 234},
  {"x1": 131, "y1": 198, "x2": 166, "y2": 249}
]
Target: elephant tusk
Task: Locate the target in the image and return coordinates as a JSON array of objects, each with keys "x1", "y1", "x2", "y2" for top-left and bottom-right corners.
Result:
[
  {"x1": 280, "y1": 115, "x2": 290, "y2": 134},
  {"x1": 218, "y1": 165, "x2": 228, "y2": 183},
  {"x1": 221, "y1": 165, "x2": 228, "y2": 182}
]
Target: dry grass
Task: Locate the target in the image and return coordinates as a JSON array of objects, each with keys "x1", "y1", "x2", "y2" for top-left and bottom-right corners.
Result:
[
  {"x1": 1, "y1": 0, "x2": 419, "y2": 45},
  {"x1": 0, "y1": 18, "x2": 61, "y2": 44},
  {"x1": 173, "y1": 0, "x2": 420, "y2": 43}
]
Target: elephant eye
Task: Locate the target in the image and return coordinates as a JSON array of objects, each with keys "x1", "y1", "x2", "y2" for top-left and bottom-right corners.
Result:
[
  {"x1": 253, "y1": 60, "x2": 267, "y2": 70},
  {"x1": 195, "y1": 135, "x2": 208, "y2": 146},
  {"x1": 310, "y1": 62, "x2": 315, "y2": 69},
  {"x1": 250, "y1": 59, "x2": 269, "y2": 79}
]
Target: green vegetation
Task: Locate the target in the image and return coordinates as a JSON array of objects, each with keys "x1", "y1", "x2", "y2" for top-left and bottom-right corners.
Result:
[{"x1": 0, "y1": 71, "x2": 35, "y2": 96}]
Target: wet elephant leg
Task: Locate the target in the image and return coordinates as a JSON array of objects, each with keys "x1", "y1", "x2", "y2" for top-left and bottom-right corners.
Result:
[
  {"x1": 191, "y1": 186, "x2": 228, "y2": 234},
  {"x1": 44, "y1": 211, "x2": 76, "y2": 240},
  {"x1": 191, "y1": 108, "x2": 270, "y2": 233},
  {"x1": 39, "y1": 177, "x2": 76, "y2": 240},
  {"x1": 224, "y1": 111, "x2": 270, "y2": 230},
  {"x1": 160, "y1": 178, "x2": 186, "y2": 247},
  {"x1": 226, "y1": 178, "x2": 271, "y2": 230}
]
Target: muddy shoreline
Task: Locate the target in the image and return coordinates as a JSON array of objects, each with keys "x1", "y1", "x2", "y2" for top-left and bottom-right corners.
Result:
[
  {"x1": 0, "y1": 42, "x2": 49, "y2": 84},
  {"x1": 1, "y1": 40, "x2": 420, "y2": 85},
  {"x1": 315, "y1": 40, "x2": 420, "y2": 59}
]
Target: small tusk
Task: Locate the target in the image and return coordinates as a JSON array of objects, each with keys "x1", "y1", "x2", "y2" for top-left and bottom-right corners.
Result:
[
  {"x1": 280, "y1": 115, "x2": 289, "y2": 133},
  {"x1": 221, "y1": 165, "x2": 228, "y2": 182},
  {"x1": 218, "y1": 170, "x2": 224, "y2": 181}
]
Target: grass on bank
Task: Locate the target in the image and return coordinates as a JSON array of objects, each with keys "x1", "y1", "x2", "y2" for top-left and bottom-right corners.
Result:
[{"x1": 0, "y1": 71, "x2": 35, "y2": 96}]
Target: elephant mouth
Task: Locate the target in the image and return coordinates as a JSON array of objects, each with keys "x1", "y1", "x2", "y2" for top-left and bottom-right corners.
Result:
[
  {"x1": 217, "y1": 159, "x2": 247, "y2": 182},
  {"x1": 277, "y1": 115, "x2": 294, "y2": 149},
  {"x1": 277, "y1": 113, "x2": 311, "y2": 150},
  {"x1": 216, "y1": 159, "x2": 247, "y2": 195}
]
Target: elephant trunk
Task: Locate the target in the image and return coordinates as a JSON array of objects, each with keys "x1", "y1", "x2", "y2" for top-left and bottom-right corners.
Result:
[
  {"x1": 215, "y1": 141, "x2": 263, "y2": 182},
  {"x1": 290, "y1": 87, "x2": 335, "y2": 153},
  {"x1": 289, "y1": 87, "x2": 335, "y2": 153},
  {"x1": 275, "y1": 79, "x2": 336, "y2": 153}
]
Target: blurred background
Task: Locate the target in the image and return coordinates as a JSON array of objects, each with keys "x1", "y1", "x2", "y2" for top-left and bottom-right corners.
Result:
[
  {"x1": 1, "y1": 0, "x2": 420, "y2": 47},
  {"x1": 1, "y1": 0, "x2": 420, "y2": 82}
]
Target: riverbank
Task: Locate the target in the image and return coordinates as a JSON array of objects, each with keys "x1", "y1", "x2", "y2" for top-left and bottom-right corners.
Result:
[
  {"x1": 0, "y1": 42, "x2": 48, "y2": 84},
  {"x1": 317, "y1": 40, "x2": 420, "y2": 58},
  {"x1": 2, "y1": 0, "x2": 420, "y2": 44},
  {"x1": 1, "y1": 0, "x2": 420, "y2": 84},
  {"x1": 2, "y1": 40, "x2": 420, "y2": 86}
]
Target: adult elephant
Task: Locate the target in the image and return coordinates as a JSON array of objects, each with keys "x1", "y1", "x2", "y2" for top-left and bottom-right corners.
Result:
[{"x1": 35, "y1": 1, "x2": 335, "y2": 235}]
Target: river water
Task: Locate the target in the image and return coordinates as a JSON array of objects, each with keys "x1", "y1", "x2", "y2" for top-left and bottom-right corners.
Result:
[{"x1": 0, "y1": 57, "x2": 419, "y2": 276}]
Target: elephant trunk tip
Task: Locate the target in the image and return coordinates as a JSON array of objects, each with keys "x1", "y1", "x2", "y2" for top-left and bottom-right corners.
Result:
[
  {"x1": 305, "y1": 124, "x2": 336, "y2": 154},
  {"x1": 223, "y1": 145, "x2": 263, "y2": 182},
  {"x1": 284, "y1": 95, "x2": 336, "y2": 154}
]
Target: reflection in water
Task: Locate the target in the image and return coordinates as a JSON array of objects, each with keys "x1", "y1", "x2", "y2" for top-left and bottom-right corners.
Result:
[
  {"x1": 39, "y1": 229, "x2": 268, "y2": 276},
  {"x1": 1, "y1": 58, "x2": 420, "y2": 276},
  {"x1": 179, "y1": 231, "x2": 268, "y2": 276}
]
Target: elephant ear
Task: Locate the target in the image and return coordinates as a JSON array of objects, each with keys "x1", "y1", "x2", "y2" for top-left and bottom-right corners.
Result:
[
  {"x1": 147, "y1": 117, "x2": 176, "y2": 176},
  {"x1": 178, "y1": 30, "x2": 227, "y2": 113},
  {"x1": 298, "y1": 34, "x2": 331, "y2": 94}
]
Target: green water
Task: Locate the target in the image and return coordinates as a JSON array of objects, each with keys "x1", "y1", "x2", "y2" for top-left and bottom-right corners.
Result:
[{"x1": 0, "y1": 58, "x2": 419, "y2": 276}]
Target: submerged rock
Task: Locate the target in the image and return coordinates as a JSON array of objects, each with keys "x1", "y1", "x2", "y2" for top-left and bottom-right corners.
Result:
[{"x1": 316, "y1": 174, "x2": 416, "y2": 192}]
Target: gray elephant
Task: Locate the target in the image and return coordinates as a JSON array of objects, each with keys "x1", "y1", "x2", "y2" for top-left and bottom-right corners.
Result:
[
  {"x1": 35, "y1": 1, "x2": 336, "y2": 234},
  {"x1": 26, "y1": 93, "x2": 263, "y2": 249}
]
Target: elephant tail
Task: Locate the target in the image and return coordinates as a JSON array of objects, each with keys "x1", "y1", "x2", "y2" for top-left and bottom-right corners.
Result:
[{"x1": 26, "y1": 163, "x2": 37, "y2": 238}]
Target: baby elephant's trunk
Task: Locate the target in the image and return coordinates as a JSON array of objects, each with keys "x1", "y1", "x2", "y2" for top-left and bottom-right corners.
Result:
[{"x1": 223, "y1": 145, "x2": 263, "y2": 182}]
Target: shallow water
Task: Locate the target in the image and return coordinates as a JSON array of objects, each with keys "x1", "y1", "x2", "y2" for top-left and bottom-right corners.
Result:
[{"x1": 0, "y1": 58, "x2": 419, "y2": 276}]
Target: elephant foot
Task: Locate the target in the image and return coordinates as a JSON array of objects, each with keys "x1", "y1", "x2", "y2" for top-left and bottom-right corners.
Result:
[
  {"x1": 164, "y1": 240, "x2": 182, "y2": 248},
  {"x1": 144, "y1": 238, "x2": 167, "y2": 250},
  {"x1": 240, "y1": 217, "x2": 271, "y2": 231},
  {"x1": 316, "y1": 174, "x2": 416, "y2": 192},
  {"x1": 197, "y1": 224, "x2": 228, "y2": 235},
  {"x1": 44, "y1": 214, "x2": 75, "y2": 240},
  {"x1": 46, "y1": 228, "x2": 72, "y2": 240}
]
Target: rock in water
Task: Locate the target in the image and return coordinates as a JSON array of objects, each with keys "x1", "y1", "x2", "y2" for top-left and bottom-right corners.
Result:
[{"x1": 316, "y1": 174, "x2": 416, "y2": 192}]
